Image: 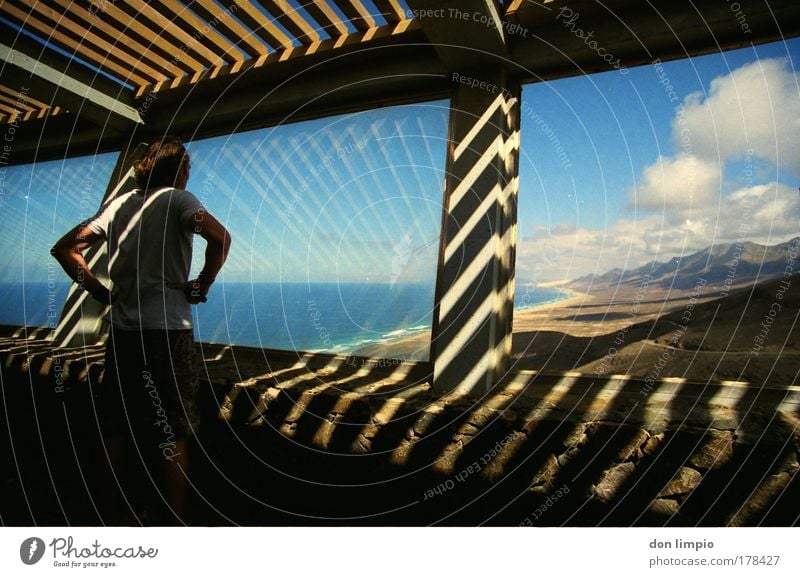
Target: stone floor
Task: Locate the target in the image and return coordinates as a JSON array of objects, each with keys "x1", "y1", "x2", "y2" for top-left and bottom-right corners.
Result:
[{"x1": 1, "y1": 328, "x2": 798, "y2": 526}]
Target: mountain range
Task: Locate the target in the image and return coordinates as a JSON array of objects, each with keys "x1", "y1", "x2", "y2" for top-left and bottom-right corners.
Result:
[{"x1": 567, "y1": 236, "x2": 799, "y2": 293}]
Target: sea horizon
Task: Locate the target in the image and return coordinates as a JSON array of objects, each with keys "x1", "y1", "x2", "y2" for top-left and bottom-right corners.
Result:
[{"x1": 0, "y1": 281, "x2": 573, "y2": 358}]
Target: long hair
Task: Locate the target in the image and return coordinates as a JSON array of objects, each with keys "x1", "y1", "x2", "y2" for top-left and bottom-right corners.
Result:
[{"x1": 133, "y1": 136, "x2": 190, "y2": 190}]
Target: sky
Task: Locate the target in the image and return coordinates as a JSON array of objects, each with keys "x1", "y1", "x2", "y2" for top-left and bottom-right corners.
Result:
[
  {"x1": 0, "y1": 151, "x2": 117, "y2": 284},
  {"x1": 1, "y1": 38, "x2": 797, "y2": 293},
  {"x1": 184, "y1": 100, "x2": 449, "y2": 284},
  {"x1": 517, "y1": 37, "x2": 800, "y2": 283}
]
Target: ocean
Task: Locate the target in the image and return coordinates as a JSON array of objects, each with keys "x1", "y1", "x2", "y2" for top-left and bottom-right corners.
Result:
[{"x1": 0, "y1": 282, "x2": 569, "y2": 359}]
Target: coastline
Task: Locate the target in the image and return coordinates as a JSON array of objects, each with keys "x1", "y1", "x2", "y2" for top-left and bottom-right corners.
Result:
[
  {"x1": 352, "y1": 330, "x2": 432, "y2": 361},
  {"x1": 352, "y1": 286, "x2": 589, "y2": 361}
]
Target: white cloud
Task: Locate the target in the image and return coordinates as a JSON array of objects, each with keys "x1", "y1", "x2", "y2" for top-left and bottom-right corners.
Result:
[
  {"x1": 675, "y1": 58, "x2": 800, "y2": 174},
  {"x1": 518, "y1": 58, "x2": 800, "y2": 283},
  {"x1": 519, "y1": 182, "x2": 799, "y2": 282},
  {"x1": 630, "y1": 154, "x2": 720, "y2": 213},
  {"x1": 718, "y1": 182, "x2": 800, "y2": 241}
]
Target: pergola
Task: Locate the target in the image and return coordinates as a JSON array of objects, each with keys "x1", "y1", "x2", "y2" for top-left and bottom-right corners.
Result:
[{"x1": 2, "y1": 0, "x2": 798, "y2": 394}]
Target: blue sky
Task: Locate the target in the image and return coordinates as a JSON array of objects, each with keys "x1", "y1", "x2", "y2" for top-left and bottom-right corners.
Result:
[
  {"x1": 184, "y1": 100, "x2": 449, "y2": 283},
  {"x1": 0, "y1": 152, "x2": 117, "y2": 284},
  {"x1": 517, "y1": 37, "x2": 800, "y2": 282},
  {"x1": 1, "y1": 39, "x2": 797, "y2": 291}
]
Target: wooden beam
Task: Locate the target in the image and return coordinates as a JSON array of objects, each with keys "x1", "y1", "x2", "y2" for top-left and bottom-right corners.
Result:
[
  {"x1": 332, "y1": 0, "x2": 377, "y2": 31},
  {"x1": 1, "y1": 1, "x2": 153, "y2": 87},
  {"x1": 0, "y1": 111, "x2": 134, "y2": 166},
  {"x1": 257, "y1": 0, "x2": 322, "y2": 44},
  {"x1": 231, "y1": 0, "x2": 295, "y2": 49},
  {"x1": 78, "y1": 2, "x2": 205, "y2": 75},
  {"x1": 304, "y1": 0, "x2": 350, "y2": 38},
  {"x1": 95, "y1": 4, "x2": 205, "y2": 75},
  {"x1": 406, "y1": 0, "x2": 508, "y2": 70},
  {"x1": 0, "y1": 31, "x2": 142, "y2": 132},
  {"x1": 510, "y1": 0, "x2": 800, "y2": 81},
  {"x1": 113, "y1": 0, "x2": 224, "y2": 70},
  {"x1": 0, "y1": 91, "x2": 38, "y2": 113},
  {"x1": 144, "y1": 32, "x2": 445, "y2": 139},
  {"x1": 0, "y1": 85, "x2": 61, "y2": 120},
  {"x1": 5, "y1": 0, "x2": 798, "y2": 167},
  {"x1": 0, "y1": 101, "x2": 21, "y2": 116},
  {"x1": 135, "y1": 18, "x2": 423, "y2": 96},
  {"x1": 186, "y1": 0, "x2": 272, "y2": 58},
  {"x1": 154, "y1": 0, "x2": 248, "y2": 63},
  {"x1": 373, "y1": 0, "x2": 406, "y2": 24},
  {"x1": 11, "y1": 0, "x2": 169, "y2": 84},
  {"x1": 45, "y1": 0, "x2": 193, "y2": 79}
]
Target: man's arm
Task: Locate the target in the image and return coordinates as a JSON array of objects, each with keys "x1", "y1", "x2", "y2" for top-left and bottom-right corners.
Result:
[
  {"x1": 50, "y1": 224, "x2": 112, "y2": 304},
  {"x1": 170, "y1": 209, "x2": 231, "y2": 304}
]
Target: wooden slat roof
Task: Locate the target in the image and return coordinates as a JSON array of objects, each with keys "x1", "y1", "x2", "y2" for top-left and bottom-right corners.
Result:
[
  {"x1": 0, "y1": 0, "x2": 417, "y2": 125},
  {"x1": 2, "y1": 0, "x2": 798, "y2": 151}
]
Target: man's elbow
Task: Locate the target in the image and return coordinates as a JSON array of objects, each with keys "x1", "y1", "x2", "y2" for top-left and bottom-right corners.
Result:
[{"x1": 50, "y1": 241, "x2": 66, "y2": 262}]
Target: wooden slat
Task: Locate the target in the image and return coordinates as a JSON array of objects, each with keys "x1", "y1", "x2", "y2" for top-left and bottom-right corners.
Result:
[
  {"x1": 21, "y1": 93, "x2": 54, "y2": 111},
  {"x1": 0, "y1": 85, "x2": 49, "y2": 108},
  {"x1": 372, "y1": 0, "x2": 406, "y2": 23},
  {"x1": 45, "y1": 0, "x2": 191, "y2": 79},
  {"x1": 28, "y1": 105, "x2": 63, "y2": 121},
  {"x1": 504, "y1": 0, "x2": 527, "y2": 15},
  {"x1": 187, "y1": 0, "x2": 272, "y2": 58},
  {"x1": 231, "y1": 0, "x2": 294, "y2": 49},
  {"x1": 114, "y1": 0, "x2": 220, "y2": 72},
  {"x1": 0, "y1": 105, "x2": 61, "y2": 124},
  {"x1": 0, "y1": 101, "x2": 44, "y2": 122},
  {"x1": 1, "y1": 2, "x2": 154, "y2": 87},
  {"x1": 0, "y1": 86, "x2": 20, "y2": 99},
  {"x1": 12, "y1": 0, "x2": 169, "y2": 84},
  {"x1": 332, "y1": 0, "x2": 377, "y2": 30},
  {"x1": 113, "y1": 0, "x2": 212, "y2": 73},
  {"x1": 0, "y1": 92, "x2": 38, "y2": 113},
  {"x1": 0, "y1": 102, "x2": 22, "y2": 116},
  {"x1": 0, "y1": 38, "x2": 142, "y2": 128},
  {"x1": 508, "y1": 0, "x2": 629, "y2": 27},
  {"x1": 257, "y1": 0, "x2": 321, "y2": 43},
  {"x1": 9, "y1": 86, "x2": 61, "y2": 116},
  {"x1": 137, "y1": 17, "x2": 421, "y2": 96},
  {"x1": 0, "y1": 93, "x2": 50, "y2": 123},
  {"x1": 155, "y1": 0, "x2": 247, "y2": 63},
  {"x1": 506, "y1": 0, "x2": 562, "y2": 18},
  {"x1": 304, "y1": 0, "x2": 349, "y2": 38}
]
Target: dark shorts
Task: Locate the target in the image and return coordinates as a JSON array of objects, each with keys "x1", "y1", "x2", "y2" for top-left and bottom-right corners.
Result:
[{"x1": 99, "y1": 327, "x2": 200, "y2": 442}]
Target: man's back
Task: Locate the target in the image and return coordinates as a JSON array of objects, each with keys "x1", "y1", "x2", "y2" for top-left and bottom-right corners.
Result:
[{"x1": 86, "y1": 187, "x2": 202, "y2": 330}]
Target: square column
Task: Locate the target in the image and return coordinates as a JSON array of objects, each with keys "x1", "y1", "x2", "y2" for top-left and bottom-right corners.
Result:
[
  {"x1": 431, "y1": 69, "x2": 521, "y2": 394},
  {"x1": 51, "y1": 142, "x2": 147, "y2": 348}
]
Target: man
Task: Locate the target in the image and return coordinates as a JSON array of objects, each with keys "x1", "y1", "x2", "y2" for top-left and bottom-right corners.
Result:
[{"x1": 51, "y1": 136, "x2": 231, "y2": 524}]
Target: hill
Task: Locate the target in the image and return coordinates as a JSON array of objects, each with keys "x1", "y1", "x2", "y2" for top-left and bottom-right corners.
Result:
[
  {"x1": 512, "y1": 274, "x2": 799, "y2": 385},
  {"x1": 568, "y1": 237, "x2": 799, "y2": 294}
]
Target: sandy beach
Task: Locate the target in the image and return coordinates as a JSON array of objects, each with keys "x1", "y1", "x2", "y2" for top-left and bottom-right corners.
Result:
[
  {"x1": 512, "y1": 287, "x2": 719, "y2": 337},
  {"x1": 355, "y1": 277, "x2": 799, "y2": 386},
  {"x1": 511, "y1": 279, "x2": 799, "y2": 385}
]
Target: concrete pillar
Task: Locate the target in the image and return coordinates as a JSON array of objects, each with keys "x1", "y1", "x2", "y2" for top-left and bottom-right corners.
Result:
[
  {"x1": 431, "y1": 69, "x2": 521, "y2": 394},
  {"x1": 51, "y1": 141, "x2": 147, "y2": 348}
]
